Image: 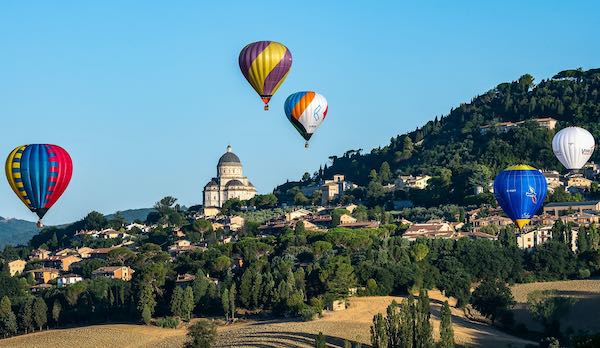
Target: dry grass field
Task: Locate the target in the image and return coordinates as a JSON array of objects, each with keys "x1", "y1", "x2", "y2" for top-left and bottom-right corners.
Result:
[
  {"x1": 0, "y1": 324, "x2": 188, "y2": 348},
  {"x1": 213, "y1": 292, "x2": 534, "y2": 348},
  {"x1": 510, "y1": 278, "x2": 600, "y2": 333},
  {"x1": 0, "y1": 290, "x2": 535, "y2": 348}
]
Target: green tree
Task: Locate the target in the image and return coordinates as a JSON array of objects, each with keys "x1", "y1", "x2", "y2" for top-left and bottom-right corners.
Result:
[
  {"x1": 185, "y1": 319, "x2": 217, "y2": 348},
  {"x1": 51, "y1": 300, "x2": 61, "y2": 327},
  {"x1": 18, "y1": 297, "x2": 34, "y2": 333},
  {"x1": 439, "y1": 301, "x2": 455, "y2": 348},
  {"x1": 142, "y1": 305, "x2": 152, "y2": 325},
  {"x1": 315, "y1": 332, "x2": 327, "y2": 348},
  {"x1": 527, "y1": 290, "x2": 576, "y2": 335},
  {"x1": 294, "y1": 192, "x2": 310, "y2": 206},
  {"x1": 32, "y1": 297, "x2": 47, "y2": 331},
  {"x1": 379, "y1": 162, "x2": 392, "y2": 184},
  {"x1": 370, "y1": 313, "x2": 388, "y2": 348},
  {"x1": 413, "y1": 243, "x2": 429, "y2": 262},
  {"x1": 318, "y1": 256, "x2": 356, "y2": 299},
  {"x1": 221, "y1": 288, "x2": 230, "y2": 321},
  {"x1": 171, "y1": 286, "x2": 185, "y2": 318},
  {"x1": 182, "y1": 287, "x2": 195, "y2": 321},
  {"x1": 385, "y1": 301, "x2": 401, "y2": 347},
  {"x1": 229, "y1": 283, "x2": 236, "y2": 320},
  {"x1": 399, "y1": 297, "x2": 414, "y2": 348},
  {"x1": 415, "y1": 290, "x2": 434, "y2": 348},
  {"x1": 470, "y1": 279, "x2": 514, "y2": 324},
  {"x1": 0, "y1": 296, "x2": 17, "y2": 338},
  {"x1": 138, "y1": 284, "x2": 156, "y2": 323}
]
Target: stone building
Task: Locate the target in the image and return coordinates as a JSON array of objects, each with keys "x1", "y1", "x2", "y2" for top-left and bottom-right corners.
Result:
[{"x1": 203, "y1": 145, "x2": 257, "y2": 208}]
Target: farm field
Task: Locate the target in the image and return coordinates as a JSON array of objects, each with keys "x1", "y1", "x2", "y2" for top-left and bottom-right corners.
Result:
[
  {"x1": 510, "y1": 278, "x2": 600, "y2": 333},
  {"x1": 213, "y1": 292, "x2": 534, "y2": 348},
  {"x1": 0, "y1": 291, "x2": 534, "y2": 348}
]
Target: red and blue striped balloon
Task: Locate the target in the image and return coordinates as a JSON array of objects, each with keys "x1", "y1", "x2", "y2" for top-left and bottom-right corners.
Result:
[{"x1": 5, "y1": 144, "x2": 73, "y2": 226}]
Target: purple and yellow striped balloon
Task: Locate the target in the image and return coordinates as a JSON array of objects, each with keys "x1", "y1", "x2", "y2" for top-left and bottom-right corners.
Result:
[{"x1": 239, "y1": 41, "x2": 292, "y2": 110}]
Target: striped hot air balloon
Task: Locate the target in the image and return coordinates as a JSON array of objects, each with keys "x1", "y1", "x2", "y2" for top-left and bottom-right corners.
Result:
[
  {"x1": 239, "y1": 41, "x2": 292, "y2": 110},
  {"x1": 284, "y1": 91, "x2": 328, "y2": 148},
  {"x1": 5, "y1": 144, "x2": 73, "y2": 227},
  {"x1": 493, "y1": 164, "x2": 547, "y2": 230}
]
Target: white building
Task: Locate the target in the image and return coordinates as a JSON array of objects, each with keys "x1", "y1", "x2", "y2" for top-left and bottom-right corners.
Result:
[
  {"x1": 203, "y1": 145, "x2": 257, "y2": 208},
  {"x1": 395, "y1": 175, "x2": 431, "y2": 191},
  {"x1": 58, "y1": 274, "x2": 83, "y2": 287}
]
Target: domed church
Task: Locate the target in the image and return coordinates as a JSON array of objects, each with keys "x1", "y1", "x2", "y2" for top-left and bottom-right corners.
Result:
[{"x1": 203, "y1": 145, "x2": 257, "y2": 208}]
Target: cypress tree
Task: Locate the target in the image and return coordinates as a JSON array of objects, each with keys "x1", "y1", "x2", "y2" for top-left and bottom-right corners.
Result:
[
  {"x1": 182, "y1": 286, "x2": 194, "y2": 321},
  {"x1": 439, "y1": 301, "x2": 455, "y2": 348},
  {"x1": 370, "y1": 313, "x2": 388, "y2": 348},
  {"x1": 0, "y1": 296, "x2": 17, "y2": 338},
  {"x1": 239, "y1": 268, "x2": 254, "y2": 308},
  {"x1": 252, "y1": 272, "x2": 263, "y2": 308},
  {"x1": 52, "y1": 300, "x2": 62, "y2": 327},
  {"x1": 170, "y1": 287, "x2": 184, "y2": 318},
  {"x1": 229, "y1": 283, "x2": 236, "y2": 320},
  {"x1": 32, "y1": 297, "x2": 48, "y2": 331},
  {"x1": 400, "y1": 296, "x2": 414, "y2": 348},
  {"x1": 18, "y1": 297, "x2": 34, "y2": 333},
  {"x1": 221, "y1": 288, "x2": 230, "y2": 321},
  {"x1": 315, "y1": 332, "x2": 327, "y2": 348},
  {"x1": 415, "y1": 290, "x2": 434, "y2": 348},
  {"x1": 385, "y1": 301, "x2": 401, "y2": 347}
]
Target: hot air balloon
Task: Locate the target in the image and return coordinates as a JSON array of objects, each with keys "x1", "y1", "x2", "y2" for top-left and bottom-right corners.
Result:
[
  {"x1": 284, "y1": 91, "x2": 328, "y2": 148},
  {"x1": 5, "y1": 144, "x2": 73, "y2": 228},
  {"x1": 239, "y1": 41, "x2": 292, "y2": 110},
  {"x1": 552, "y1": 126, "x2": 595, "y2": 170},
  {"x1": 493, "y1": 164, "x2": 547, "y2": 230}
]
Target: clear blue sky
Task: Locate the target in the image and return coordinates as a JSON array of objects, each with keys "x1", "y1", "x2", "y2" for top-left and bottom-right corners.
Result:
[{"x1": 1, "y1": 1, "x2": 598, "y2": 224}]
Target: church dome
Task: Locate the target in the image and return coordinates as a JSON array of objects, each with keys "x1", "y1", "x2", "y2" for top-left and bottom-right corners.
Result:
[
  {"x1": 218, "y1": 145, "x2": 241, "y2": 166},
  {"x1": 204, "y1": 179, "x2": 218, "y2": 189},
  {"x1": 226, "y1": 179, "x2": 245, "y2": 187}
]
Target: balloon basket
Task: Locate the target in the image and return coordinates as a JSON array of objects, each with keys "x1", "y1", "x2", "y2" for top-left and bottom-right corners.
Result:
[
  {"x1": 36, "y1": 220, "x2": 44, "y2": 229},
  {"x1": 304, "y1": 142, "x2": 309, "y2": 148},
  {"x1": 264, "y1": 105, "x2": 269, "y2": 111}
]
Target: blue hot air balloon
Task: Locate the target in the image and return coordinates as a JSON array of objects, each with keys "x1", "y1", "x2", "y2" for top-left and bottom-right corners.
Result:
[{"x1": 493, "y1": 164, "x2": 548, "y2": 230}]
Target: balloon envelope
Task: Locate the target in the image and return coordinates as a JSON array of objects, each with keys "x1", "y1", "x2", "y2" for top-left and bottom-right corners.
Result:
[
  {"x1": 552, "y1": 126, "x2": 595, "y2": 170},
  {"x1": 5, "y1": 144, "x2": 73, "y2": 222},
  {"x1": 493, "y1": 164, "x2": 547, "y2": 229},
  {"x1": 239, "y1": 41, "x2": 292, "y2": 110},
  {"x1": 284, "y1": 91, "x2": 328, "y2": 145}
]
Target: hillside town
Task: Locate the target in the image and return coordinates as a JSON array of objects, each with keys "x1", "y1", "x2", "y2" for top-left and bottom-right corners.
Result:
[{"x1": 6, "y1": 154, "x2": 600, "y2": 296}]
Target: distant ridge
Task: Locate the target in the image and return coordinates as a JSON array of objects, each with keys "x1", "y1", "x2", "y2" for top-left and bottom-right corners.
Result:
[
  {"x1": 105, "y1": 208, "x2": 155, "y2": 223},
  {"x1": 0, "y1": 208, "x2": 156, "y2": 248},
  {"x1": 0, "y1": 216, "x2": 38, "y2": 249}
]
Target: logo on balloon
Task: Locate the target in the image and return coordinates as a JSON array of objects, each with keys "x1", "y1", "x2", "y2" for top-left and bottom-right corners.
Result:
[
  {"x1": 525, "y1": 186, "x2": 537, "y2": 204},
  {"x1": 313, "y1": 105, "x2": 322, "y2": 121}
]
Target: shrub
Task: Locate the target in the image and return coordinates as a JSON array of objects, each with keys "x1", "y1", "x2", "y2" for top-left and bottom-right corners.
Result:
[
  {"x1": 578, "y1": 268, "x2": 591, "y2": 279},
  {"x1": 298, "y1": 304, "x2": 316, "y2": 321},
  {"x1": 156, "y1": 316, "x2": 180, "y2": 328},
  {"x1": 185, "y1": 319, "x2": 217, "y2": 348},
  {"x1": 142, "y1": 305, "x2": 152, "y2": 325},
  {"x1": 309, "y1": 297, "x2": 324, "y2": 315}
]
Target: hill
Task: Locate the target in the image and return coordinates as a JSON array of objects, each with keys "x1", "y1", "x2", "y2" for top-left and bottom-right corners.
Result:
[
  {"x1": 105, "y1": 208, "x2": 155, "y2": 223},
  {"x1": 0, "y1": 208, "x2": 154, "y2": 249},
  {"x1": 275, "y1": 68, "x2": 600, "y2": 207},
  {"x1": 0, "y1": 217, "x2": 39, "y2": 248}
]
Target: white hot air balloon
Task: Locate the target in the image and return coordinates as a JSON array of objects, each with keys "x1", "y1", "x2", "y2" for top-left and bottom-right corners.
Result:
[{"x1": 552, "y1": 126, "x2": 595, "y2": 170}]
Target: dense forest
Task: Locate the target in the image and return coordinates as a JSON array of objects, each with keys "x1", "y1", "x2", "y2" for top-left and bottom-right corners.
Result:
[{"x1": 276, "y1": 68, "x2": 600, "y2": 207}]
